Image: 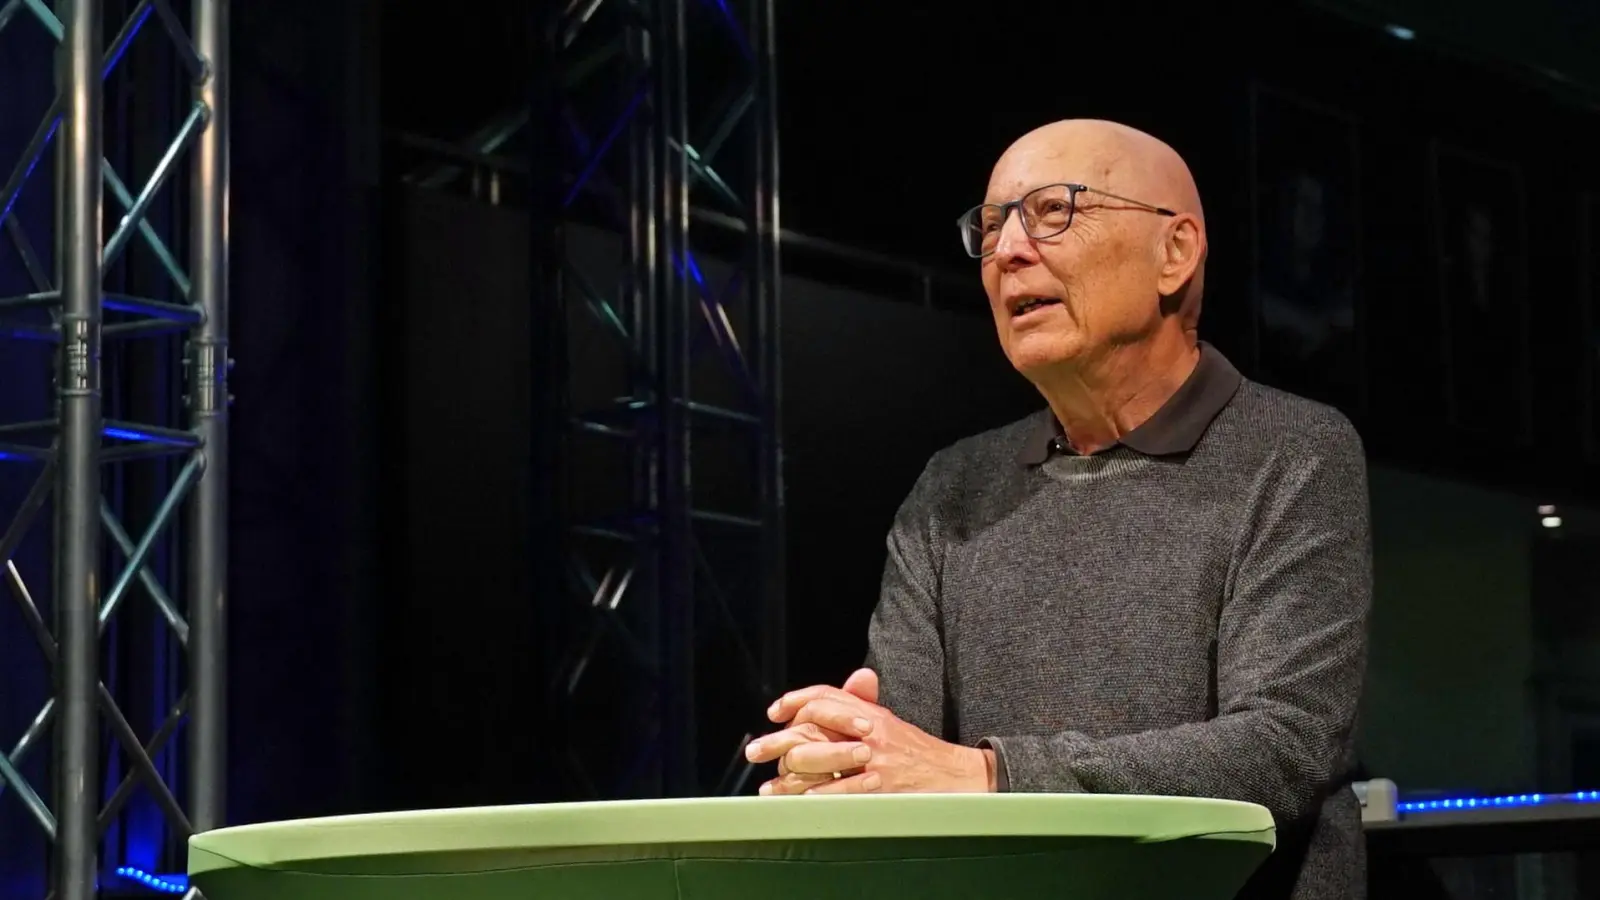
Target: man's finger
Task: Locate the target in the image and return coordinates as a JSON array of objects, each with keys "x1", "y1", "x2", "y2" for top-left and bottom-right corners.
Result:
[
  {"x1": 782, "y1": 740, "x2": 872, "y2": 776},
  {"x1": 841, "y1": 668, "x2": 880, "y2": 704},
  {"x1": 745, "y1": 723, "x2": 829, "y2": 763},
  {"x1": 791, "y1": 697, "x2": 877, "y2": 739},
  {"x1": 768, "y1": 684, "x2": 873, "y2": 723},
  {"x1": 805, "y1": 770, "x2": 883, "y2": 794},
  {"x1": 759, "y1": 771, "x2": 835, "y2": 795}
]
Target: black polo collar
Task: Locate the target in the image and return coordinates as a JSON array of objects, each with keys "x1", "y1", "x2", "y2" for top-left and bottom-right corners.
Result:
[{"x1": 1017, "y1": 342, "x2": 1243, "y2": 465}]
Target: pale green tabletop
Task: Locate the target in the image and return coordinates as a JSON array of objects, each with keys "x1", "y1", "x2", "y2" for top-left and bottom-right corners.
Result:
[{"x1": 188, "y1": 794, "x2": 1275, "y2": 899}]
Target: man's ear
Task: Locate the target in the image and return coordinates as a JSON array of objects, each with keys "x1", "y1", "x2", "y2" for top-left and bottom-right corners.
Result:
[{"x1": 1156, "y1": 215, "x2": 1205, "y2": 298}]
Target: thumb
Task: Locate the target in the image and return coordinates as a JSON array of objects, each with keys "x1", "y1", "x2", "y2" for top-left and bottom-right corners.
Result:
[{"x1": 841, "y1": 667, "x2": 880, "y2": 704}]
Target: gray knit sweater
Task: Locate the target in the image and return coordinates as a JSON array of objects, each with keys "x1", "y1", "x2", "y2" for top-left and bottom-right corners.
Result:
[{"x1": 864, "y1": 346, "x2": 1371, "y2": 900}]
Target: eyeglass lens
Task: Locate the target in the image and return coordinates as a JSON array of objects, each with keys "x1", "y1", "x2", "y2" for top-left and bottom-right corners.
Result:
[{"x1": 962, "y1": 184, "x2": 1076, "y2": 257}]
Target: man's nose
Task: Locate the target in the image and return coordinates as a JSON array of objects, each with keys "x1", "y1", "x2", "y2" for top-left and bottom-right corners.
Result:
[{"x1": 992, "y1": 210, "x2": 1037, "y2": 267}]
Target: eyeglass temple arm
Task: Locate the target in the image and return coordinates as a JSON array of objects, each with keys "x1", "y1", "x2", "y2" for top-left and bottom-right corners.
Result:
[{"x1": 1082, "y1": 186, "x2": 1178, "y2": 217}]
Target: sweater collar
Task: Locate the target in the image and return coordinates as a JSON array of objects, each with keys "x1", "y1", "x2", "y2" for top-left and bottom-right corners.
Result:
[{"x1": 1017, "y1": 342, "x2": 1243, "y2": 465}]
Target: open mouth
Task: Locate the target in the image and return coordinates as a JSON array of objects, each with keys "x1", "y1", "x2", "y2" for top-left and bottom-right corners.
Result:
[{"x1": 1012, "y1": 297, "x2": 1062, "y2": 317}]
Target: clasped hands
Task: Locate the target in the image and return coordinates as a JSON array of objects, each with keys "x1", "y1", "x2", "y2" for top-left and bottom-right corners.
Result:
[{"x1": 745, "y1": 667, "x2": 996, "y2": 795}]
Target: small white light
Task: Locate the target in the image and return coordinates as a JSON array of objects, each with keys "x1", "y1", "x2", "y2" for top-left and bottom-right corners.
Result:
[
  {"x1": 1543, "y1": 516, "x2": 1563, "y2": 529},
  {"x1": 1385, "y1": 24, "x2": 1415, "y2": 40},
  {"x1": 1539, "y1": 504, "x2": 1557, "y2": 515}
]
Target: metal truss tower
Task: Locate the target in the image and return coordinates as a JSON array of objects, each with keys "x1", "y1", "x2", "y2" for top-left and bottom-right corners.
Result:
[
  {"x1": 0, "y1": 0, "x2": 229, "y2": 897},
  {"x1": 531, "y1": 0, "x2": 784, "y2": 799}
]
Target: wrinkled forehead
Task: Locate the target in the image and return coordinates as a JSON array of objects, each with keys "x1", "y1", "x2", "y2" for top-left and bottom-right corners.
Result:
[{"x1": 984, "y1": 139, "x2": 1116, "y2": 204}]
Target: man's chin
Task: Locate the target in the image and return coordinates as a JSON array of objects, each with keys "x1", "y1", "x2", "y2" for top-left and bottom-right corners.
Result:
[{"x1": 1006, "y1": 335, "x2": 1084, "y2": 376}]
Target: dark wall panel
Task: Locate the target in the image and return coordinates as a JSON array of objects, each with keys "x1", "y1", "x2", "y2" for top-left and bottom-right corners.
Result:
[
  {"x1": 225, "y1": 0, "x2": 381, "y2": 828},
  {"x1": 379, "y1": 186, "x2": 540, "y2": 810}
]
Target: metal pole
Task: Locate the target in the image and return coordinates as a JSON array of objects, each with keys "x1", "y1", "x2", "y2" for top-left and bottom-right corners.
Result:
[
  {"x1": 54, "y1": 0, "x2": 103, "y2": 897},
  {"x1": 750, "y1": 0, "x2": 785, "y2": 704},
  {"x1": 654, "y1": 0, "x2": 696, "y2": 797},
  {"x1": 188, "y1": 0, "x2": 230, "y2": 833},
  {"x1": 625, "y1": 8, "x2": 664, "y2": 799}
]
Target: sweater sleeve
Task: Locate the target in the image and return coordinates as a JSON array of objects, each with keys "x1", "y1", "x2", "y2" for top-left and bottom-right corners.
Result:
[
  {"x1": 982, "y1": 418, "x2": 1372, "y2": 823},
  {"x1": 862, "y1": 457, "x2": 949, "y2": 740}
]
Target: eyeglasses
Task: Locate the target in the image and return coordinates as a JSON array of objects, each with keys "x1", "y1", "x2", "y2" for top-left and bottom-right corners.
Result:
[{"x1": 956, "y1": 183, "x2": 1177, "y2": 259}]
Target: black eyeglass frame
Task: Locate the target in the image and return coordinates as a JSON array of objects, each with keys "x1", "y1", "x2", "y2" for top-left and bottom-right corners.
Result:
[{"x1": 956, "y1": 183, "x2": 1178, "y2": 259}]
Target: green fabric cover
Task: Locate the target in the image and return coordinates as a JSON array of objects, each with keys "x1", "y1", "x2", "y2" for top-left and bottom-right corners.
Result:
[{"x1": 189, "y1": 794, "x2": 1274, "y2": 899}]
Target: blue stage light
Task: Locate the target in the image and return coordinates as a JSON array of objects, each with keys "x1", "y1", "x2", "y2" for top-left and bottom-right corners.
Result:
[
  {"x1": 113, "y1": 866, "x2": 188, "y2": 894},
  {"x1": 1397, "y1": 790, "x2": 1600, "y2": 814}
]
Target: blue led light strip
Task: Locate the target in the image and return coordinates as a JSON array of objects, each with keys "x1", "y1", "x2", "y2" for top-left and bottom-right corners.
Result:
[
  {"x1": 1399, "y1": 790, "x2": 1600, "y2": 814},
  {"x1": 113, "y1": 866, "x2": 188, "y2": 894}
]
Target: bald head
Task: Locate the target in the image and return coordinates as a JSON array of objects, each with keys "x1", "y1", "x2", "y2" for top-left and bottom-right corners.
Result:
[{"x1": 992, "y1": 119, "x2": 1204, "y2": 228}]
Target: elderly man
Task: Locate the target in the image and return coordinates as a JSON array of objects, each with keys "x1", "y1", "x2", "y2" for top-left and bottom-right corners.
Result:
[{"x1": 746, "y1": 119, "x2": 1371, "y2": 899}]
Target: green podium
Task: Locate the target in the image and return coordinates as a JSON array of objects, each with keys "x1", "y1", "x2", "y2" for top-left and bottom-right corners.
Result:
[{"x1": 188, "y1": 794, "x2": 1275, "y2": 899}]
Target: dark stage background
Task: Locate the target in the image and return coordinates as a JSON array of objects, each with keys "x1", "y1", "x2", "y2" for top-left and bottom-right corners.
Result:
[{"x1": 6, "y1": 2, "x2": 1600, "y2": 892}]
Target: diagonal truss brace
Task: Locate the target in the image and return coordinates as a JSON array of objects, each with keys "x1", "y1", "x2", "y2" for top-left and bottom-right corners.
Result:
[
  {"x1": 0, "y1": 446, "x2": 200, "y2": 842},
  {"x1": 0, "y1": 0, "x2": 203, "y2": 317}
]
